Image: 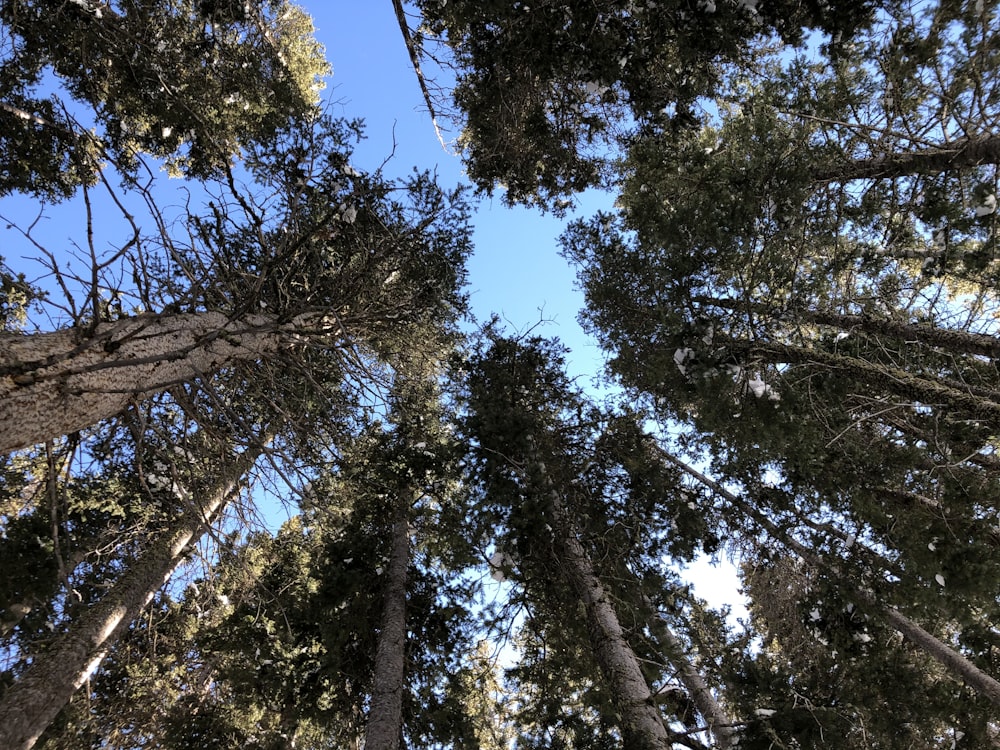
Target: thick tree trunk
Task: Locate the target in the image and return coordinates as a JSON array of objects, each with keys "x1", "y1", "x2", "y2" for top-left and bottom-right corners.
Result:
[
  {"x1": 532, "y1": 456, "x2": 670, "y2": 750},
  {"x1": 656, "y1": 446, "x2": 1000, "y2": 710},
  {"x1": 796, "y1": 309, "x2": 1000, "y2": 360},
  {"x1": 647, "y1": 610, "x2": 737, "y2": 749},
  {"x1": 364, "y1": 490, "x2": 411, "y2": 750},
  {"x1": 814, "y1": 134, "x2": 1000, "y2": 183},
  {"x1": 884, "y1": 608, "x2": 1000, "y2": 706},
  {"x1": 0, "y1": 310, "x2": 335, "y2": 453},
  {"x1": 0, "y1": 445, "x2": 259, "y2": 750}
]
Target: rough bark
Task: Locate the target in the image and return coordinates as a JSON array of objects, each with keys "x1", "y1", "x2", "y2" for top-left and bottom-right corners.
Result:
[
  {"x1": 799, "y1": 310, "x2": 1000, "y2": 360},
  {"x1": 884, "y1": 608, "x2": 1000, "y2": 707},
  {"x1": 0, "y1": 445, "x2": 260, "y2": 750},
  {"x1": 647, "y1": 611, "x2": 737, "y2": 749},
  {"x1": 0, "y1": 310, "x2": 336, "y2": 454},
  {"x1": 656, "y1": 446, "x2": 1000, "y2": 710},
  {"x1": 532, "y1": 456, "x2": 670, "y2": 750},
  {"x1": 364, "y1": 490, "x2": 411, "y2": 750},
  {"x1": 814, "y1": 134, "x2": 1000, "y2": 183}
]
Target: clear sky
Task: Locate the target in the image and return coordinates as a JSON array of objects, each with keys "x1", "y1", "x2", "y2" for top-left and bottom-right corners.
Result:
[
  {"x1": 317, "y1": 2, "x2": 614, "y2": 385},
  {"x1": 0, "y1": 2, "x2": 611, "y2": 383}
]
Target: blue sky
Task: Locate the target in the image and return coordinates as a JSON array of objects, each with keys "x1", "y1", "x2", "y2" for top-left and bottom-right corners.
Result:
[
  {"x1": 318, "y1": 2, "x2": 614, "y2": 385},
  {"x1": 0, "y1": 2, "x2": 611, "y2": 383},
  {"x1": 0, "y1": 2, "x2": 610, "y2": 385}
]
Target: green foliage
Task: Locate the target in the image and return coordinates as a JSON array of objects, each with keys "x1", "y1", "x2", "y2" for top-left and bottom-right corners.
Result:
[
  {"x1": 413, "y1": 0, "x2": 879, "y2": 207},
  {"x1": 730, "y1": 551, "x2": 999, "y2": 749},
  {"x1": 10, "y1": 0, "x2": 1000, "y2": 747},
  {"x1": 27, "y1": 381, "x2": 490, "y2": 749},
  {"x1": 0, "y1": 261, "x2": 42, "y2": 331},
  {"x1": 564, "y1": 0, "x2": 1000, "y2": 614},
  {"x1": 0, "y1": 0, "x2": 330, "y2": 198},
  {"x1": 0, "y1": 439, "x2": 189, "y2": 655},
  {"x1": 546, "y1": 1, "x2": 1000, "y2": 743},
  {"x1": 458, "y1": 334, "x2": 729, "y2": 744}
]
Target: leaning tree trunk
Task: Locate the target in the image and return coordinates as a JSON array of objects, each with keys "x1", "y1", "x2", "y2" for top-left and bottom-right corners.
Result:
[
  {"x1": 364, "y1": 488, "x2": 411, "y2": 750},
  {"x1": 646, "y1": 607, "x2": 737, "y2": 749},
  {"x1": 883, "y1": 607, "x2": 1000, "y2": 707},
  {"x1": 0, "y1": 310, "x2": 336, "y2": 453},
  {"x1": 694, "y1": 296, "x2": 1000, "y2": 360},
  {"x1": 530, "y1": 455, "x2": 671, "y2": 750},
  {"x1": 813, "y1": 133, "x2": 1000, "y2": 183},
  {"x1": 0, "y1": 444, "x2": 261, "y2": 750},
  {"x1": 656, "y1": 446, "x2": 1000, "y2": 710},
  {"x1": 723, "y1": 336, "x2": 1000, "y2": 425}
]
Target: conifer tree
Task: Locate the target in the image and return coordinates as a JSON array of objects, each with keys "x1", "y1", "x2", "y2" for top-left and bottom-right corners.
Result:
[
  {"x1": 25, "y1": 375, "x2": 487, "y2": 750},
  {"x1": 658, "y1": 446, "x2": 1000, "y2": 743},
  {"x1": 0, "y1": 0, "x2": 329, "y2": 199},
  {"x1": 561, "y1": 7, "x2": 1000, "y2": 723},
  {"x1": 0, "y1": 428, "x2": 266, "y2": 750},
  {"x1": 410, "y1": 0, "x2": 877, "y2": 207},
  {"x1": 1, "y1": 113, "x2": 472, "y2": 453},
  {"x1": 461, "y1": 333, "x2": 734, "y2": 749},
  {"x1": 1, "y1": 26, "x2": 472, "y2": 748}
]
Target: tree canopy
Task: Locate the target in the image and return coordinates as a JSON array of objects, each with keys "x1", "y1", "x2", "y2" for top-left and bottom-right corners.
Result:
[
  {"x1": 0, "y1": 0, "x2": 329, "y2": 198},
  {"x1": 412, "y1": 0, "x2": 880, "y2": 207},
  {"x1": 2, "y1": 0, "x2": 1000, "y2": 748}
]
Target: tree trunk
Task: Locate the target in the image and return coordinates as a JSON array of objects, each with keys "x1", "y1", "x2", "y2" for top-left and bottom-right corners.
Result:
[
  {"x1": 797, "y1": 309, "x2": 1000, "y2": 360},
  {"x1": 655, "y1": 446, "x2": 1000, "y2": 710},
  {"x1": 695, "y1": 296, "x2": 1000, "y2": 360},
  {"x1": 0, "y1": 310, "x2": 336, "y2": 453},
  {"x1": 814, "y1": 134, "x2": 1000, "y2": 183},
  {"x1": 0, "y1": 445, "x2": 260, "y2": 750},
  {"x1": 884, "y1": 608, "x2": 1000, "y2": 707},
  {"x1": 533, "y1": 456, "x2": 670, "y2": 750},
  {"x1": 364, "y1": 489, "x2": 411, "y2": 750},
  {"x1": 646, "y1": 609, "x2": 737, "y2": 749},
  {"x1": 724, "y1": 336, "x2": 1000, "y2": 425}
]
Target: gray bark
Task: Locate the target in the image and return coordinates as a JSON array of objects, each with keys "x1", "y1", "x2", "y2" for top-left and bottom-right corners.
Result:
[
  {"x1": 531, "y1": 454, "x2": 670, "y2": 750},
  {"x1": 696, "y1": 296, "x2": 1000, "y2": 360},
  {"x1": 0, "y1": 310, "x2": 336, "y2": 454},
  {"x1": 648, "y1": 611, "x2": 737, "y2": 748},
  {"x1": 725, "y1": 337, "x2": 1000, "y2": 424},
  {"x1": 364, "y1": 490, "x2": 410, "y2": 750},
  {"x1": 884, "y1": 608, "x2": 1000, "y2": 707},
  {"x1": 656, "y1": 446, "x2": 1000, "y2": 710},
  {"x1": 0, "y1": 445, "x2": 260, "y2": 750},
  {"x1": 800, "y1": 310, "x2": 1000, "y2": 360},
  {"x1": 814, "y1": 134, "x2": 1000, "y2": 182}
]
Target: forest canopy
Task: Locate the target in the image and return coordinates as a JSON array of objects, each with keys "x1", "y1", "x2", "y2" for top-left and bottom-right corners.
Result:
[{"x1": 2, "y1": 1, "x2": 1000, "y2": 748}]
